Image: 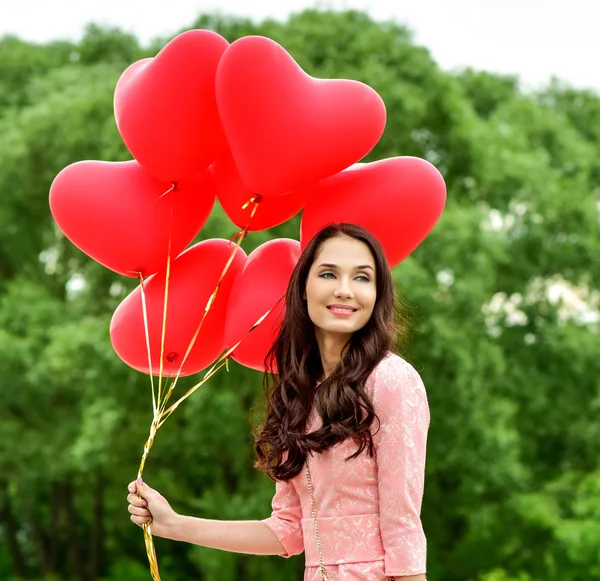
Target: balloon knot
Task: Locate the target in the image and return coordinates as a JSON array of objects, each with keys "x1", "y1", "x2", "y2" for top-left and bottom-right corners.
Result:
[{"x1": 165, "y1": 352, "x2": 177, "y2": 363}]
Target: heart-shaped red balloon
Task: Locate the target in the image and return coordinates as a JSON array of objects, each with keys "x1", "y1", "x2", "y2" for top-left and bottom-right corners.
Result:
[
  {"x1": 216, "y1": 36, "x2": 386, "y2": 197},
  {"x1": 111, "y1": 239, "x2": 247, "y2": 376},
  {"x1": 49, "y1": 160, "x2": 215, "y2": 277},
  {"x1": 115, "y1": 29, "x2": 229, "y2": 182},
  {"x1": 225, "y1": 238, "x2": 301, "y2": 372},
  {"x1": 211, "y1": 146, "x2": 307, "y2": 231},
  {"x1": 300, "y1": 157, "x2": 446, "y2": 267}
]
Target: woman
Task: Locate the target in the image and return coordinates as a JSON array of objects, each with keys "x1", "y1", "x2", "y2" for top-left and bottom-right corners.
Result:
[{"x1": 127, "y1": 223, "x2": 430, "y2": 581}]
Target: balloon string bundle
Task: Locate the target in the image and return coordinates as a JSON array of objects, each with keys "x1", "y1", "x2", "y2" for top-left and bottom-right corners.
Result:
[{"x1": 135, "y1": 195, "x2": 266, "y2": 580}]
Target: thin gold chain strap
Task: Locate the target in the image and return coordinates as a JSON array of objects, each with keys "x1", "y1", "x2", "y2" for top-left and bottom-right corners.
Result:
[
  {"x1": 305, "y1": 418, "x2": 395, "y2": 581},
  {"x1": 305, "y1": 456, "x2": 329, "y2": 581},
  {"x1": 304, "y1": 404, "x2": 329, "y2": 581},
  {"x1": 306, "y1": 457, "x2": 395, "y2": 581}
]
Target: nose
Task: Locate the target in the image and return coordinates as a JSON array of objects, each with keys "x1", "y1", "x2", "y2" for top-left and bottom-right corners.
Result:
[{"x1": 334, "y1": 277, "x2": 354, "y2": 299}]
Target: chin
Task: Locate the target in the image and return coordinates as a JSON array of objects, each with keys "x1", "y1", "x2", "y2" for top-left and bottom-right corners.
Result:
[{"x1": 319, "y1": 322, "x2": 360, "y2": 335}]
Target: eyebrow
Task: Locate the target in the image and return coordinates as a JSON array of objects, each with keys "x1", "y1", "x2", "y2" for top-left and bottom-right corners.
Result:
[{"x1": 317, "y1": 263, "x2": 375, "y2": 271}]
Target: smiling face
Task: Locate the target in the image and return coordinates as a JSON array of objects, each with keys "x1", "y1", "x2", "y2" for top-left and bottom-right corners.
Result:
[{"x1": 305, "y1": 235, "x2": 377, "y2": 342}]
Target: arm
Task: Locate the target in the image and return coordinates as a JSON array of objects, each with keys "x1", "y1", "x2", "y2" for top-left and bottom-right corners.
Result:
[
  {"x1": 176, "y1": 478, "x2": 305, "y2": 556},
  {"x1": 168, "y1": 515, "x2": 286, "y2": 555},
  {"x1": 371, "y1": 357, "x2": 430, "y2": 578},
  {"x1": 260, "y1": 477, "x2": 305, "y2": 557},
  {"x1": 127, "y1": 478, "x2": 293, "y2": 556}
]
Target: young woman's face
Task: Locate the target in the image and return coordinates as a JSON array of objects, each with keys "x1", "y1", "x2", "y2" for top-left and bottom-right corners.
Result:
[{"x1": 305, "y1": 236, "x2": 377, "y2": 339}]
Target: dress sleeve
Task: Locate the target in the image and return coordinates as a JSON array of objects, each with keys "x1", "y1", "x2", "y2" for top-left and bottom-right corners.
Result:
[
  {"x1": 261, "y1": 478, "x2": 305, "y2": 557},
  {"x1": 371, "y1": 355, "x2": 430, "y2": 576}
]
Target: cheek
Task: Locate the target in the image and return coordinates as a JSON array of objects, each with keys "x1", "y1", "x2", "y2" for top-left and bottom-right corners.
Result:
[
  {"x1": 305, "y1": 281, "x2": 322, "y2": 314},
  {"x1": 306, "y1": 278, "x2": 329, "y2": 302},
  {"x1": 360, "y1": 287, "x2": 377, "y2": 311},
  {"x1": 305, "y1": 280, "x2": 316, "y2": 304},
  {"x1": 365, "y1": 302, "x2": 376, "y2": 319}
]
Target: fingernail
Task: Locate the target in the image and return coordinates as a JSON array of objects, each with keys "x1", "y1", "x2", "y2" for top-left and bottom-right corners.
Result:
[
  {"x1": 137, "y1": 477, "x2": 143, "y2": 485},
  {"x1": 142, "y1": 501, "x2": 148, "y2": 507}
]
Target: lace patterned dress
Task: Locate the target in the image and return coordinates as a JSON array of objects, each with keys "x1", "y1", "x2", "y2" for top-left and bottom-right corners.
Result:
[{"x1": 261, "y1": 352, "x2": 430, "y2": 580}]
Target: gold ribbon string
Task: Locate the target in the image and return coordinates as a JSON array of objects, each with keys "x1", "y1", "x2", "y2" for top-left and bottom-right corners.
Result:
[
  {"x1": 156, "y1": 195, "x2": 262, "y2": 412},
  {"x1": 157, "y1": 299, "x2": 280, "y2": 427},
  {"x1": 135, "y1": 204, "x2": 174, "y2": 581},
  {"x1": 137, "y1": 273, "x2": 157, "y2": 417},
  {"x1": 241, "y1": 193, "x2": 262, "y2": 210},
  {"x1": 156, "y1": 214, "x2": 173, "y2": 411},
  {"x1": 135, "y1": 292, "x2": 282, "y2": 579},
  {"x1": 138, "y1": 416, "x2": 161, "y2": 581},
  {"x1": 125, "y1": 272, "x2": 161, "y2": 581},
  {"x1": 157, "y1": 226, "x2": 246, "y2": 410},
  {"x1": 133, "y1": 194, "x2": 261, "y2": 581},
  {"x1": 157, "y1": 183, "x2": 176, "y2": 200}
]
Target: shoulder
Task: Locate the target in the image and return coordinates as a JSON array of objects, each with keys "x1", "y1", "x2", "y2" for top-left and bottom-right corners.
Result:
[
  {"x1": 369, "y1": 351, "x2": 424, "y2": 384},
  {"x1": 366, "y1": 352, "x2": 430, "y2": 424},
  {"x1": 366, "y1": 352, "x2": 427, "y2": 399}
]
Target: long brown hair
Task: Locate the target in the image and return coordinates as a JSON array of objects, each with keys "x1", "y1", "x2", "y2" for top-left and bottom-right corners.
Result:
[{"x1": 253, "y1": 223, "x2": 405, "y2": 481}]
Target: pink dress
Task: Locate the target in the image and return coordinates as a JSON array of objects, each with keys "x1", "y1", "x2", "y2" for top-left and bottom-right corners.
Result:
[{"x1": 262, "y1": 352, "x2": 430, "y2": 580}]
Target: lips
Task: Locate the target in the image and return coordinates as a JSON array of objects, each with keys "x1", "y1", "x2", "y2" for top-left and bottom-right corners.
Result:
[{"x1": 327, "y1": 304, "x2": 358, "y2": 313}]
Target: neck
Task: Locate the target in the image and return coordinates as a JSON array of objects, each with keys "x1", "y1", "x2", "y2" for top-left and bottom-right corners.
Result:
[{"x1": 315, "y1": 328, "x2": 350, "y2": 379}]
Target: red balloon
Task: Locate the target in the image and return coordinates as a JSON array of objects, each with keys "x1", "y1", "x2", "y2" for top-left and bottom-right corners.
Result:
[
  {"x1": 300, "y1": 157, "x2": 446, "y2": 267},
  {"x1": 216, "y1": 36, "x2": 386, "y2": 197},
  {"x1": 49, "y1": 160, "x2": 216, "y2": 277},
  {"x1": 114, "y1": 30, "x2": 229, "y2": 182},
  {"x1": 211, "y1": 146, "x2": 307, "y2": 231},
  {"x1": 225, "y1": 238, "x2": 301, "y2": 372},
  {"x1": 111, "y1": 239, "x2": 247, "y2": 376}
]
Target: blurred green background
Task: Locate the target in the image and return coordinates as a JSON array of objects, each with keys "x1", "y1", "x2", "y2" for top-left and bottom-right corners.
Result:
[{"x1": 0, "y1": 8, "x2": 599, "y2": 581}]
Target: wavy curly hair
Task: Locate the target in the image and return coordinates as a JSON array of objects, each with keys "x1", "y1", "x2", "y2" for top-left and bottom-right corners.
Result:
[{"x1": 253, "y1": 223, "x2": 406, "y2": 481}]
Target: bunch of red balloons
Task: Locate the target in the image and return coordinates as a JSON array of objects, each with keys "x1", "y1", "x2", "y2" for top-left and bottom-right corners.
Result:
[{"x1": 49, "y1": 30, "x2": 446, "y2": 377}]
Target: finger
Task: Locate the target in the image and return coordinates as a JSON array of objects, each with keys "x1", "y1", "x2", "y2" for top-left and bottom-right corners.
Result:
[
  {"x1": 127, "y1": 481, "x2": 138, "y2": 494},
  {"x1": 131, "y1": 514, "x2": 152, "y2": 526},
  {"x1": 127, "y1": 493, "x2": 148, "y2": 507},
  {"x1": 128, "y1": 504, "x2": 151, "y2": 517},
  {"x1": 135, "y1": 478, "x2": 159, "y2": 500}
]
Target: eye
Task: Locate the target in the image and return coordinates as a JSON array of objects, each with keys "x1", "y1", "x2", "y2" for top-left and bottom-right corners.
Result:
[
  {"x1": 318, "y1": 271, "x2": 336, "y2": 279},
  {"x1": 356, "y1": 274, "x2": 372, "y2": 282}
]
